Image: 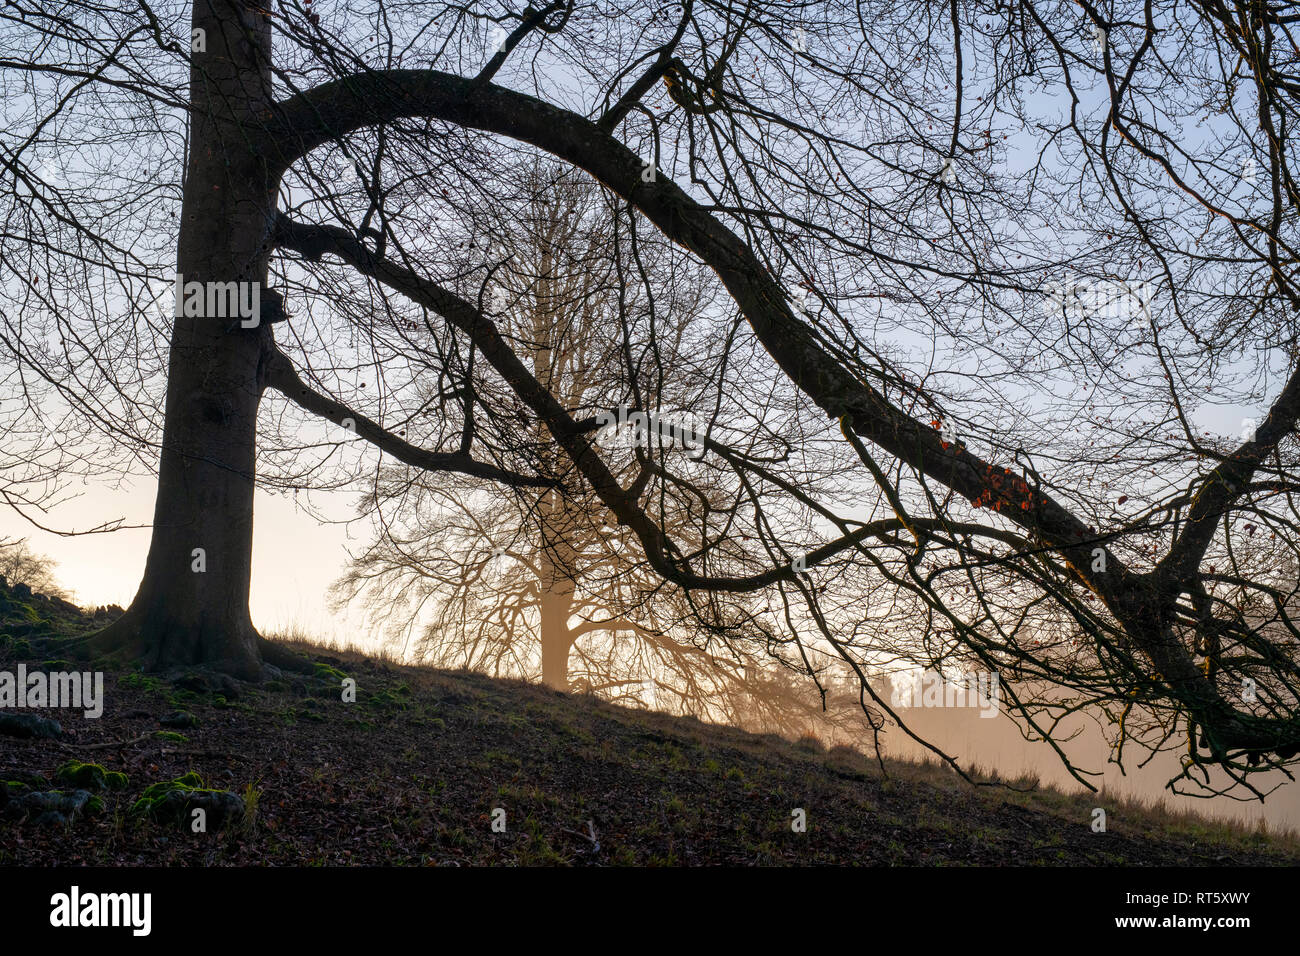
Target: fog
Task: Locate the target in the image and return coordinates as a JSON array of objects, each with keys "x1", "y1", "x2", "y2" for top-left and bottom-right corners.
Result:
[{"x1": 877, "y1": 683, "x2": 1300, "y2": 832}]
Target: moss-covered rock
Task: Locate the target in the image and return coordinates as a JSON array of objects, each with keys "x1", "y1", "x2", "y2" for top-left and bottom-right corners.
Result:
[
  {"x1": 159, "y1": 710, "x2": 199, "y2": 729},
  {"x1": 313, "y1": 662, "x2": 348, "y2": 683},
  {"x1": 131, "y1": 770, "x2": 205, "y2": 810},
  {"x1": 53, "y1": 760, "x2": 128, "y2": 792},
  {"x1": 6, "y1": 788, "x2": 94, "y2": 826},
  {"x1": 0, "y1": 712, "x2": 62, "y2": 739},
  {"x1": 151, "y1": 789, "x2": 244, "y2": 830},
  {"x1": 131, "y1": 771, "x2": 245, "y2": 831}
]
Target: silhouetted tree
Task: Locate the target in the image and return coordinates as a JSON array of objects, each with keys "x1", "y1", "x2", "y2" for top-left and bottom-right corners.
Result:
[
  {"x1": 0, "y1": 538, "x2": 67, "y2": 599},
  {"x1": 5, "y1": 0, "x2": 1300, "y2": 795},
  {"x1": 332, "y1": 168, "x2": 853, "y2": 737}
]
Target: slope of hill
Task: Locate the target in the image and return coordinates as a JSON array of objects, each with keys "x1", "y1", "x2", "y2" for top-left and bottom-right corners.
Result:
[{"x1": 1, "y1": 578, "x2": 1296, "y2": 866}]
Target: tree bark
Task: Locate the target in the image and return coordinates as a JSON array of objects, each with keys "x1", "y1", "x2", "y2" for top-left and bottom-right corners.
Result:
[
  {"x1": 537, "y1": 496, "x2": 577, "y2": 690},
  {"x1": 539, "y1": 587, "x2": 575, "y2": 692},
  {"x1": 91, "y1": 1, "x2": 276, "y2": 678}
]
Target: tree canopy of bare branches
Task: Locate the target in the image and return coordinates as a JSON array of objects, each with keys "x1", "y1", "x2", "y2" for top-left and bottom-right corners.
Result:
[{"x1": 3, "y1": 0, "x2": 1300, "y2": 796}]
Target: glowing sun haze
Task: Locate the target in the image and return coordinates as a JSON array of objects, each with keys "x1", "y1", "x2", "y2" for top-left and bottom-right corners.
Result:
[{"x1": 0, "y1": 478, "x2": 372, "y2": 650}]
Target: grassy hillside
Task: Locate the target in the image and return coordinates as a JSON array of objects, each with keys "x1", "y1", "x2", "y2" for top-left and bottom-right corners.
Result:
[{"x1": 1, "y1": 578, "x2": 1296, "y2": 866}]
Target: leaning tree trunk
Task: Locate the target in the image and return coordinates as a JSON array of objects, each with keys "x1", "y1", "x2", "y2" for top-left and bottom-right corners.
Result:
[{"x1": 91, "y1": 2, "x2": 277, "y2": 678}]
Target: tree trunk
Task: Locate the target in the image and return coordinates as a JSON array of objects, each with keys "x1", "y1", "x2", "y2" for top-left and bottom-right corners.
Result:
[
  {"x1": 539, "y1": 586, "x2": 575, "y2": 691},
  {"x1": 537, "y1": 518, "x2": 576, "y2": 691},
  {"x1": 91, "y1": 2, "x2": 277, "y2": 678}
]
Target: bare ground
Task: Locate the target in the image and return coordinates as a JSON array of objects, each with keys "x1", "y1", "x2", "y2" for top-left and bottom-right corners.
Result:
[{"x1": 1, "y1": 581, "x2": 1296, "y2": 866}]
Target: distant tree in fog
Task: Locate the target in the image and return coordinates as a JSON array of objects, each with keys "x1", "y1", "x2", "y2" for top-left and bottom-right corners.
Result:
[
  {"x1": 0, "y1": 537, "x2": 67, "y2": 599},
  {"x1": 332, "y1": 169, "x2": 868, "y2": 738}
]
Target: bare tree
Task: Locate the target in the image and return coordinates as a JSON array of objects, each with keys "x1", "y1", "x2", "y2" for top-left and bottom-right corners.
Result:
[
  {"x1": 5, "y1": 0, "x2": 1300, "y2": 795},
  {"x1": 0, "y1": 537, "x2": 67, "y2": 599},
  {"x1": 331, "y1": 167, "x2": 853, "y2": 736}
]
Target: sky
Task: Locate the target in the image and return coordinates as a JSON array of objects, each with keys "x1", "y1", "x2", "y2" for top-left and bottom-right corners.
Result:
[{"x1": 0, "y1": 477, "x2": 376, "y2": 650}]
